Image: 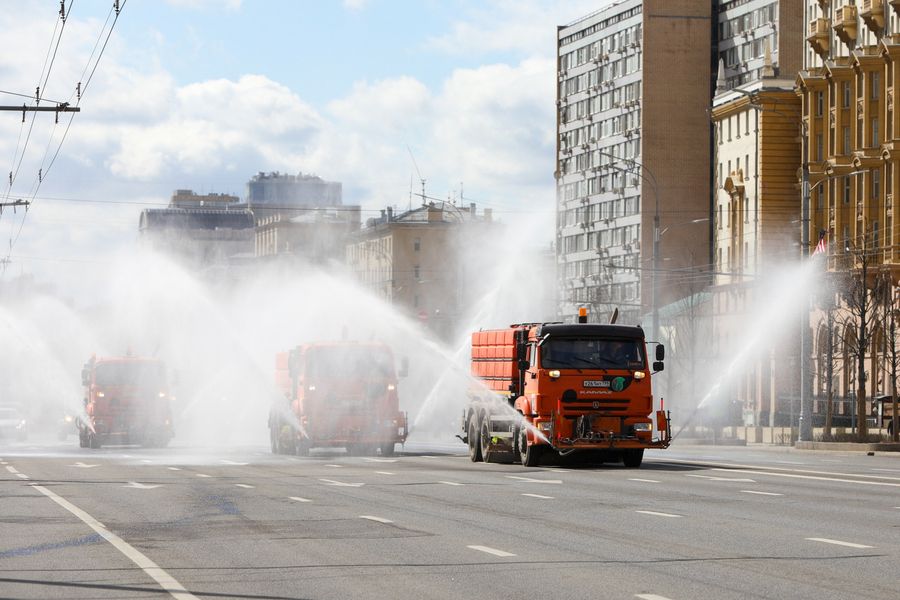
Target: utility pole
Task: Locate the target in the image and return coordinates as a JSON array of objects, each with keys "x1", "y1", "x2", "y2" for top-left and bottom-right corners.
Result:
[
  {"x1": 799, "y1": 126, "x2": 812, "y2": 442},
  {"x1": 0, "y1": 104, "x2": 80, "y2": 122}
]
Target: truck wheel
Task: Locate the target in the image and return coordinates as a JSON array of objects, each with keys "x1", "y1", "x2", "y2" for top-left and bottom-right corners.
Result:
[
  {"x1": 623, "y1": 449, "x2": 644, "y2": 468},
  {"x1": 519, "y1": 428, "x2": 543, "y2": 467},
  {"x1": 380, "y1": 442, "x2": 395, "y2": 457},
  {"x1": 295, "y1": 440, "x2": 310, "y2": 457},
  {"x1": 270, "y1": 428, "x2": 279, "y2": 454},
  {"x1": 467, "y1": 414, "x2": 482, "y2": 462},
  {"x1": 88, "y1": 433, "x2": 101, "y2": 449},
  {"x1": 480, "y1": 416, "x2": 495, "y2": 463}
]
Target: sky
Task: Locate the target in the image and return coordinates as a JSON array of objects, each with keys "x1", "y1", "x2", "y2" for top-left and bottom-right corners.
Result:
[{"x1": 0, "y1": 0, "x2": 602, "y2": 294}]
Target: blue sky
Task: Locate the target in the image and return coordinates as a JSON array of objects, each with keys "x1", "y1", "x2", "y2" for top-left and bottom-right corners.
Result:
[{"x1": 0, "y1": 0, "x2": 600, "y2": 290}]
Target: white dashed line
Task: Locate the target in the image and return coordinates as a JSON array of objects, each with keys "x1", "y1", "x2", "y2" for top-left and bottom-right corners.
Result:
[
  {"x1": 71, "y1": 462, "x2": 99, "y2": 468},
  {"x1": 167, "y1": 467, "x2": 181, "y2": 471},
  {"x1": 219, "y1": 460, "x2": 248, "y2": 466},
  {"x1": 542, "y1": 468, "x2": 572, "y2": 473},
  {"x1": 195, "y1": 474, "x2": 211, "y2": 478},
  {"x1": 234, "y1": 484, "x2": 254, "y2": 489},
  {"x1": 685, "y1": 474, "x2": 756, "y2": 483},
  {"x1": 635, "y1": 510, "x2": 682, "y2": 518},
  {"x1": 635, "y1": 595, "x2": 675, "y2": 600},
  {"x1": 289, "y1": 496, "x2": 311, "y2": 503},
  {"x1": 521, "y1": 493, "x2": 554, "y2": 499},
  {"x1": 16, "y1": 473, "x2": 29, "y2": 479},
  {"x1": 124, "y1": 482, "x2": 161, "y2": 489},
  {"x1": 6, "y1": 466, "x2": 19, "y2": 474},
  {"x1": 740, "y1": 490, "x2": 783, "y2": 496},
  {"x1": 467, "y1": 545, "x2": 516, "y2": 557},
  {"x1": 710, "y1": 468, "x2": 900, "y2": 488},
  {"x1": 30, "y1": 484, "x2": 199, "y2": 599},
  {"x1": 438, "y1": 481, "x2": 463, "y2": 486},
  {"x1": 629, "y1": 478, "x2": 660, "y2": 483},
  {"x1": 871, "y1": 468, "x2": 900, "y2": 473},
  {"x1": 375, "y1": 471, "x2": 394, "y2": 475},
  {"x1": 806, "y1": 537, "x2": 874, "y2": 549},
  {"x1": 360, "y1": 515, "x2": 393, "y2": 524},
  {"x1": 325, "y1": 464, "x2": 343, "y2": 468},
  {"x1": 141, "y1": 460, "x2": 153, "y2": 463},
  {"x1": 362, "y1": 458, "x2": 397, "y2": 463},
  {"x1": 506, "y1": 475, "x2": 562, "y2": 484},
  {"x1": 319, "y1": 478, "x2": 364, "y2": 487}
]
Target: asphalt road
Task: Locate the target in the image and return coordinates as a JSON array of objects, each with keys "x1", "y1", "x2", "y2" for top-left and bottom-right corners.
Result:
[{"x1": 1, "y1": 438, "x2": 898, "y2": 600}]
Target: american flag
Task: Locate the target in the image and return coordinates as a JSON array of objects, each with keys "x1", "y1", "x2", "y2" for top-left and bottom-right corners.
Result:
[{"x1": 812, "y1": 231, "x2": 827, "y2": 256}]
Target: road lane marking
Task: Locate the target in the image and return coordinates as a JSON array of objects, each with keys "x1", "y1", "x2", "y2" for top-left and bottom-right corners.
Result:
[
  {"x1": 30, "y1": 484, "x2": 199, "y2": 599},
  {"x1": 319, "y1": 478, "x2": 364, "y2": 487},
  {"x1": 234, "y1": 484, "x2": 254, "y2": 489},
  {"x1": 289, "y1": 496, "x2": 311, "y2": 503},
  {"x1": 195, "y1": 474, "x2": 211, "y2": 478},
  {"x1": 326, "y1": 464, "x2": 343, "y2": 468},
  {"x1": 543, "y1": 468, "x2": 572, "y2": 473},
  {"x1": 438, "y1": 481, "x2": 463, "y2": 486},
  {"x1": 521, "y1": 493, "x2": 554, "y2": 499},
  {"x1": 871, "y1": 468, "x2": 900, "y2": 473},
  {"x1": 467, "y1": 545, "x2": 516, "y2": 557},
  {"x1": 636, "y1": 595, "x2": 675, "y2": 600},
  {"x1": 654, "y1": 458, "x2": 900, "y2": 484},
  {"x1": 362, "y1": 458, "x2": 397, "y2": 463},
  {"x1": 774, "y1": 461, "x2": 806, "y2": 465},
  {"x1": 806, "y1": 537, "x2": 874, "y2": 549},
  {"x1": 16, "y1": 473, "x2": 29, "y2": 479},
  {"x1": 710, "y1": 468, "x2": 900, "y2": 488},
  {"x1": 6, "y1": 466, "x2": 19, "y2": 474},
  {"x1": 636, "y1": 510, "x2": 682, "y2": 518},
  {"x1": 740, "y1": 490, "x2": 783, "y2": 496},
  {"x1": 141, "y1": 460, "x2": 153, "y2": 463},
  {"x1": 505, "y1": 475, "x2": 562, "y2": 484},
  {"x1": 167, "y1": 467, "x2": 181, "y2": 471},
  {"x1": 220, "y1": 460, "x2": 248, "y2": 466},
  {"x1": 360, "y1": 515, "x2": 393, "y2": 524},
  {"x1": 685, "y1": 474, "x2": 756, "y2": 483},
  {"x1": 70, "y1": 462, "x2": 99, "y2": 468},
  {"x1": 124, "y1": 482, "x2": 161, "y2": 489},
  {"x1": 375, "y1": 471, "x2": 394, "y2": 475},
  {"x1": 629, "y1": 478, "x2": 660, "y2": 483}
]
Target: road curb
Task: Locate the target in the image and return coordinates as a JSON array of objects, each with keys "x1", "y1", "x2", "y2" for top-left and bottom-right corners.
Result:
[{"x1": 794, "y1": 441, "x2": 900, "y2": 452}]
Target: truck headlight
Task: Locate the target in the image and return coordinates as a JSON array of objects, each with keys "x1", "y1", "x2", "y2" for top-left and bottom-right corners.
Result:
[
  {"x1": 633, "y1": 422, "x2": 652, "y2": 432},
  {"x1": 537, "y1": 421, "x2": 553, "y2": 432},
  {"x1": 387, "y1": 384, "x2": 396, "y2": 391},
  {"x1": 96, "y1": 391, "x2": 105, "y2": 398}
]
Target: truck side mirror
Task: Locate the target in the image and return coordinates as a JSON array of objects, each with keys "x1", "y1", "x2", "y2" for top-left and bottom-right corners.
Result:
[
  {"x1": 655, "y1": 344, "x2": 665, "y2": 361},
  {"x1": 518, "y1": 359, "x2": 529, "y2": 371},
  {"x1": 398, "y1": 357, "x2": 409, "y2": 378},
  {"x1": 653, "y1": 361, "x2": 665, "y2": 372},
  {"x1": 81, "y1": 368, "x2": 90, "y2": 386}
]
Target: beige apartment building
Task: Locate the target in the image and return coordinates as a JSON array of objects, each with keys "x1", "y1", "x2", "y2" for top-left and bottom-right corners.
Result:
[
  {"x1": 797, "y1": 0, "x2": 900, "y2": 432},
  {"x1": 556, "y1": 0, "x2": 711, "y2": 328},
  {"x1": 346, "y1": 202, "x2": 492, "y2": 339}
]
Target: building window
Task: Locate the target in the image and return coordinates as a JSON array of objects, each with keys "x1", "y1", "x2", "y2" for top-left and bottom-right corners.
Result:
[
  {"x1": 873, "y1": 118, "x2": 880, "y2": 147},
  {"x1": 843, "y1": 177, "x2": 851, "y2": 204},
  {"x1": 874, "y1": 220, "x2": 880, "y2": 249},
  {"x1": 816, "y1": 133, "x2": 823, "y2": 161},
  {"x1": 414, "y1": 265, "x2": 420, "y2": 279},
  {"x1": 843, "y1": 81, "x2": 851, "y2": 108},
  {"x1": 414, "y1": 237, "x2": 421, "y2": 252},
  {"x1": 816, "y1": 91, "x2": 824, "y2": 116},
  {"x1": 873, "y1": 72, "x2": 880, "y2": 99},
  {"x1": 873, "y1": 168, "x2": 881, "y2": 199},
  {"x1": 843, "y1": 125, "x2": 851, "y2": 155}
]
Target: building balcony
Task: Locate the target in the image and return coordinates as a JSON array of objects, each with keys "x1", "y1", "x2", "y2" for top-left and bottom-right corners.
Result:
[
  {"x1": 891, "y1": 0, "x2": 900, "y2": 17},
  {"x1": 861, "y1": 0, "x2": 886, "y2": 35},
  {"x1": 808, "y1": 18, "x2": 830, "y2": 57},
  {"x1": 832, "y1": 5, "x2": 858, "y2": 47}
]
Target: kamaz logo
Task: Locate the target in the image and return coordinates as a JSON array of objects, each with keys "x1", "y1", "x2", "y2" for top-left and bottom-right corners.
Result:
[{"x1": 584, "y1": 380, "x2": 609, "y2": 388}]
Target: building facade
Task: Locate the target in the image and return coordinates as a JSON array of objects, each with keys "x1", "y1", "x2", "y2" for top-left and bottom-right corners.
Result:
[
  {"x1": 346, "y1": 202, "x2": 492, "y2": 339},
  {"x1": 797, "y1": 0, "x2": 900, "y2": 432},
  {"x1": 255, "y1": 207, "x2": 361, "y2": 265},
  {"x1": 556, "y1": 0, "x2": 711, "y2": 327},
  {"x1": 242, "y1": 172, "x2": 342, "y2": 222}
]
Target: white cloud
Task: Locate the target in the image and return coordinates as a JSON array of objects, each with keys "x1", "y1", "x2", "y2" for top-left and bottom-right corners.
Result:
[{"x1": 343, "y1": 0, "x2": 369, "y2": 11}]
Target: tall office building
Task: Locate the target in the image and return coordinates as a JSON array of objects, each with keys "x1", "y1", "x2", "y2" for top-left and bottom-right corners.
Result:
[{"x1": 556, "y1": 1, "x2": 711, "y2": 327}]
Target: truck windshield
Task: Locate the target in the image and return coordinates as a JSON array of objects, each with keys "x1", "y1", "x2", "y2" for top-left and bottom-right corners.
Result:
[
  {"x1": 94, "y1": 362, "x2": 166, "y2": 388},
  {"x1": 307, "y1": 347, "x2": 394, "y2": 380},
  {"x1": 541, "y1": 338, "x2": 644, "y2": 370}
]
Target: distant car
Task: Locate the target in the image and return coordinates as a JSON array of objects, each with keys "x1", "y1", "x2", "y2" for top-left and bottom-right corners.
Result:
[
  {"x1": 0, "y1": 406, "x2": 28, "y2": 441},
  {"x1": 58, "y1": 413, "x2": 79, "y2": 441}
]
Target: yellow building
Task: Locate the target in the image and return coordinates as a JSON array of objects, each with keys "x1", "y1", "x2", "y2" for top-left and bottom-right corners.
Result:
[{"x1": 797, "y1": 0, "x2": 900, "y2": 433}]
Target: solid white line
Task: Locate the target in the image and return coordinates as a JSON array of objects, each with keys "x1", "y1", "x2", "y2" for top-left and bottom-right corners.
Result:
[
  {"x1": 740, "y1": 490, "x2": 783, "y2": 496},
  {"x1": 234, "y1": 484, "x2": 254, "y2": 489},
  {"x1": 6, "y1": 465, "x2": 19, "y2": 474},
  {"x1": 360, "y1": 515, "x2": 393, "y2": 524},
  {"x1": 635, "y1": 595, "x2": 675, "y2": 600},
  {"x1": 30, "y1": 484, "x2": 198, "y2": 599},
  {"x1": 806, "y1": 537, "x2": 874, "y2": 549},
  {"x1": 521, "y1": 493, "x2": 554, "y2": 499},
  {"x1": 16, "y1": 473, "x2": 29, "y2": 479},
  {"x1": 195, "y1": 474, "x2": 211, "y2": 478},
  {"x1": 289, "y1": 496, "x2": 311, "y2": 503},
  {"x1": 467, "y1": 545, "x2": 516, "y2": 557},
  {"x1": 629, "y1": 478, "x2": 660, "y2": 483},
  {"x1": 375, "y1": 471, "x2": 395, "y2": 475},
  {"x1": 636, "y1": 510, "x2": 682, "y2": 518},
  {"x1": 710, "y1": 468, "x2": 900, "y2": 488},
  {"x1": 871, "y1": 468, "x2": 900, "y2": 473},
  {"x1": 438, "y1": 481, "x2": 463, "y2": 486},
  {"x1": 542, "y1": 468, "x2": 572, "y2": 473},
  {"x1": 685, "y1": 474, "x2": 756, "y2": 482}
]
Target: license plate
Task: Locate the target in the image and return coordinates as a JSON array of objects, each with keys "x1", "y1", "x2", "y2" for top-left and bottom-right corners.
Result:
[{"x1": 583, "y1": 380, "x2": 609, "y2": 388}]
